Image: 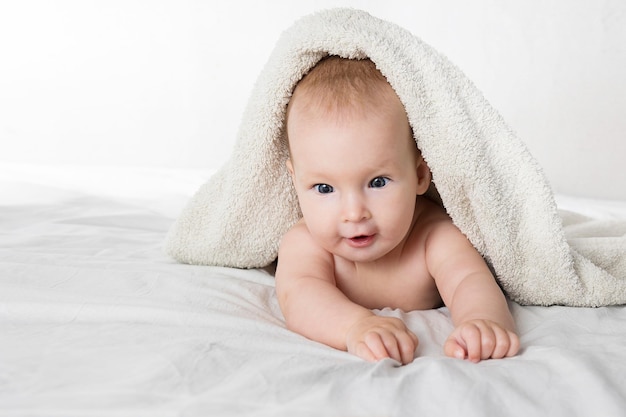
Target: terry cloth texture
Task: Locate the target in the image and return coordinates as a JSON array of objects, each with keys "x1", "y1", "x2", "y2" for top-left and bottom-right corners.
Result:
[{"x1": 166, "y1": 8, "x2": 626, "y2": 307}]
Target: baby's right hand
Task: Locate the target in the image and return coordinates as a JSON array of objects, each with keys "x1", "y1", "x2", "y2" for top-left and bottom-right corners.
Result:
[{"x1": 345, "y1": 315, "x2": 418, "y2": 365}]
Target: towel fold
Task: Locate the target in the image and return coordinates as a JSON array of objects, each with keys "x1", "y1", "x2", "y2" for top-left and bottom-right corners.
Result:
[{"x1": 166, "y1": 8, "x2": 626, "y2": 306}]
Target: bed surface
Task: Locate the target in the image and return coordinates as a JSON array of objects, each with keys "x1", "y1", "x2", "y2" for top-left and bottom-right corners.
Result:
[{"x1": 1, "y1": 165, "x2": 625, "y2": 417}]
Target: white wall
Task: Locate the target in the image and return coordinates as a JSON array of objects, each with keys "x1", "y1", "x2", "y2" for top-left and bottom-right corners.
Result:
[{"x1": 1, "y1": 0, "x2": 625, "y2": 200}]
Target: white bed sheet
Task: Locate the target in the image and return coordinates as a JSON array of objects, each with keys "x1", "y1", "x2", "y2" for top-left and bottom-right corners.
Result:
[{"x1": 1, "y1": 165, "x2": 625, "y2": 417}]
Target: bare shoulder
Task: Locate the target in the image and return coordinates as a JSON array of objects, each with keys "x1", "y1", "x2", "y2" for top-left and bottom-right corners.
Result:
[
  {"x1": 276, "y1": 219, "x2": 335, "y2": 283},
  {"x1": 278, "y1": 219, "x2": 326, "y2": 258},
  {"x1": 420, "y1": 205, "x2": 476, "y2": 254},
  {"x1": 417, "y1": 200, "x2": 492, "y2": 289},
  {"x1": 413, "y1": 198, "x2": 459, "y2": 240},
  {"x1": 413, "y1": 199, "x2": 482, "y2": 259}
]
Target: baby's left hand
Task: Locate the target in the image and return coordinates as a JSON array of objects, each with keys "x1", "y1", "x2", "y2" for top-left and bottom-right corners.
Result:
[{"x1": 444, "y1": 319, "x2": 520, "y2": 362}]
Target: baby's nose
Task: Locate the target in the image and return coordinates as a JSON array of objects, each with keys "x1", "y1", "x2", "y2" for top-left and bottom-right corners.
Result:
[{"x1": 341, "y1": 193, "x2": 371, "y2": 222}]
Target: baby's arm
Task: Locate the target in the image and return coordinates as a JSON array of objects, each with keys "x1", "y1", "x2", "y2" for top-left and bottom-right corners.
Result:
[
  {"x1": 426, "y1": 221, "x2": 520, "y2": 362},
  {"x1": 275, "y1": 222, "x2": 418, "y2": 364}
]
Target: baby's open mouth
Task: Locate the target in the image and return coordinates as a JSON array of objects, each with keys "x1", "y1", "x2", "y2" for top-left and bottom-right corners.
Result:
[{"x1": 347, "y1": 234, "x2": 375, "y2": 247}]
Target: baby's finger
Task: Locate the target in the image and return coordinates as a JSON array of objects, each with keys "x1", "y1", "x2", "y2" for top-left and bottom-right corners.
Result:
[
  {"x1": 364, "y1": 332, "x2": 392, "y2": 361},
  {"x1": 380, "y1": 332, "x2": 403, "y2": 363},
  {"x1": 396, "y1": 331, "x2": 418, "y2": 364},
  {"x1": 353, "y1": 341, "x2": 378, "y2": 363},
  {"x1": 478, "y1": 325, "x2": 497, "y2": 360},
  {"x1": 443, "y1": 336, "x2": 466, "y2": 360},
  {"x1": 490, "y1": 326, "x2": 512, "y2": 359},
  {"x1": 460, "y1": 323, "x2": 483, "y2": 362},
  {"x1": 505, "y1": 331, "x2": 521, "y2": 357}
]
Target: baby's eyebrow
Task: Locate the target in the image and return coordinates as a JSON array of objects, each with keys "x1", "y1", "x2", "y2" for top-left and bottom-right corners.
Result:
[{"x1": 297, "y1": 172, "x2": 331, "y2": 185}]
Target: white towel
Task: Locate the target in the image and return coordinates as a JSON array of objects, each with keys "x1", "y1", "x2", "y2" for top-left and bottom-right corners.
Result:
[{"x1": 165, "y1": 8, "x2": 626, "y2": 307}]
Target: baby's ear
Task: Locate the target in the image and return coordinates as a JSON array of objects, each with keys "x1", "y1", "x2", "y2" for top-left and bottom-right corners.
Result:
[{"x1": 415, "y1": 155, "x2": 432, "y2": 195}]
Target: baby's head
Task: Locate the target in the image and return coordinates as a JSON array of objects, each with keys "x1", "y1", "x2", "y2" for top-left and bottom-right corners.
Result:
[
  {"x1": 284, "y1": 56, "x2": 432, "y2": 262},
  {"x1": 287, "y1": 56, "x2": 395, "y2": 121},
  {"x1": 285, "y1": 55, "x2": 424, "y2": 167},
  {"x1": 285, "y1": 55, "x2": 430, "y2": 185}
]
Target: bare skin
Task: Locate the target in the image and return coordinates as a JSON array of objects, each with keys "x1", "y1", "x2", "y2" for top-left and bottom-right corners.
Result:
[{"x1": 275, "y1": 82, "x2": 519, "y2": 365}]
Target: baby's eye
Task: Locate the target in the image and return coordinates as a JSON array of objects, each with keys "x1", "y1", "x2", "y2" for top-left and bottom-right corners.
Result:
[
  {"x1": 369, "y1": 177, "x2": 389, "y2": 188},
  {"x1": 314, "y1": 184, "x2": 334, "y2": 194}
]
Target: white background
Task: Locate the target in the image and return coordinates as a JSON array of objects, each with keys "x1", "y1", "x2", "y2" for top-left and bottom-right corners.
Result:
[{"x1": 1, "y1": 0, "x2": 624, "y2": 200}]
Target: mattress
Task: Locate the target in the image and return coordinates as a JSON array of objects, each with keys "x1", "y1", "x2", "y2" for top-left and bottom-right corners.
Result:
[{"x1": 1, "y1": 164, "x2": 625, "y2": 417}]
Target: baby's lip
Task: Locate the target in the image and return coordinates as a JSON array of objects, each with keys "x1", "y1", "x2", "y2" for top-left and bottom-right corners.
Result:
[{"x1": 345, "y1": 234, "x2": 375, "y2": 248}]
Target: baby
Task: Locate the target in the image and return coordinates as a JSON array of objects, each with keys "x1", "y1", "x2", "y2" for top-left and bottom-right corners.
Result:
[{"x1": 275, "y1": 56, "x2": 519, "y2": 365}]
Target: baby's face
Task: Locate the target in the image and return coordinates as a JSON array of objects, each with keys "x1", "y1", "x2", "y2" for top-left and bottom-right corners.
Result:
[{"x1": 286, "y1": 93, "x2": 423, "y2": 263}]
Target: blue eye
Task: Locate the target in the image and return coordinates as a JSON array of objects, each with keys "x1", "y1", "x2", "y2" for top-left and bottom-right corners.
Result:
[
  {"x1": 369, "y1": 177, "x2": 389, "y2": 188},
  {"x1": 315, "y1": 184, "x2": 334, "y2": 194}
]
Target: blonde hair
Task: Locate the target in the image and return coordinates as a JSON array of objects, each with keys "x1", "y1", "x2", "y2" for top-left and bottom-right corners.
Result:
[
  {"x1": 286, "y1": 56, "x2": 397, "y2": 120},
  {"x1": 284, "y1": 56, "x2": 419, "y2": 160}
]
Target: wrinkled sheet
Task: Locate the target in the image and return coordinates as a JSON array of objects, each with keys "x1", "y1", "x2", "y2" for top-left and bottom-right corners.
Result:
[{"x1": 1, "y1": 165, "x2": 625, "y2": 417}]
